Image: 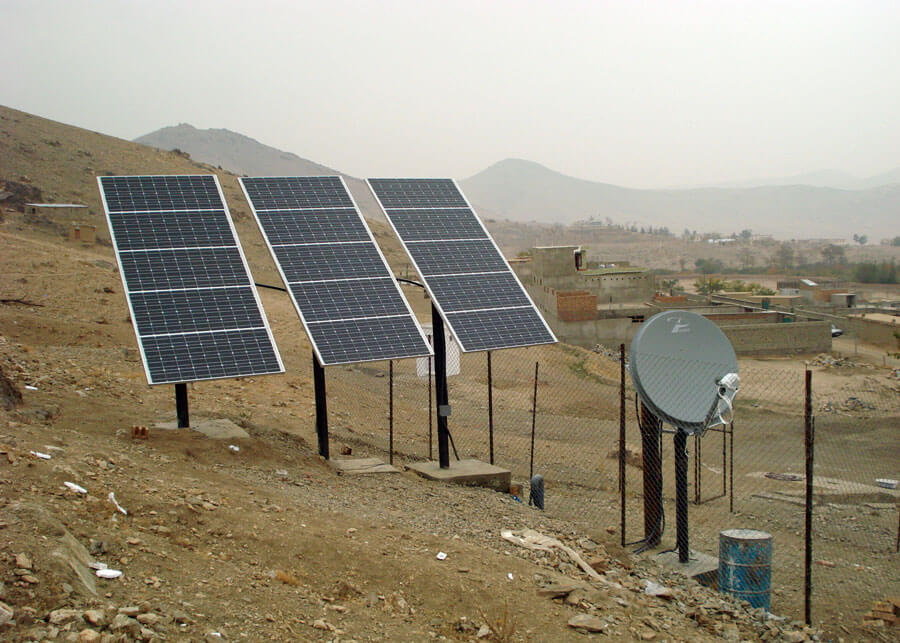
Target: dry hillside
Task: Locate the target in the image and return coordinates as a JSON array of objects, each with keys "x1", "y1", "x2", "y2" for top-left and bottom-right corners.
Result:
[{"x1": 0, "y1": 104, "x2": 833, "y2": 642}]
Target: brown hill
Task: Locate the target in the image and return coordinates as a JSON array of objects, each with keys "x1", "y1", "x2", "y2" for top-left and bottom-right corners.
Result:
[{"x1": 0, "y1": 103, "x2": 832, "y2": 641}]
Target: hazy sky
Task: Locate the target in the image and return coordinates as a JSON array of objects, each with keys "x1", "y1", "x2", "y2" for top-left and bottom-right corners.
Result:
[{"x1": 2, "y1": 0, "x2": 898, "y2": 187}]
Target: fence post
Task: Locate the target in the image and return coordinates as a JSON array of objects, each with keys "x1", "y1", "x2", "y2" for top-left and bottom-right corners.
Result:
[
  {"x1": 389, "y1": 360, "x2": 394, "y2": 466},
  {"x1": 804, "y1": 368, "x2": 814, "y2": 626},
  {"x1": 487, "y1": 351, "x2": 494, "y2": 465},
  {"x1": 619, "y1": 343, "x2": 626, "y2": 547},
  {"x1": 529, "y1": 361, "x2": 539, "y2": 482}
]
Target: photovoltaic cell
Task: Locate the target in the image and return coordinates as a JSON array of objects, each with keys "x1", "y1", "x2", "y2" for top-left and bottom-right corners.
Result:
[
  {"x1": 367, "y1": 178, "x2": 468, "y2": 209},
  {"x1": 240, "y1": 176, "x2": 431, "y2": 366},
  {"x1": 367, "y1": 178, "x2": 556, "y2": 352},
  {"x1": 256, "y1": 209, "x2": 368, "y2": 244},
  {"x1": 382, "y1": 208, "x2": 487, "y2": 241},
  {"x1": 101, "y1": 175, "x2": 223, "y2": 212},
  {"x1": 98, "y1": 175, "x2": 284, "y2": 385},
  {"x1": 426, "y1": 273, "x2": 532, "y2": 313},
  {"x1": 241, "y1": 176, "x2": 354, "y2": 210},
  {"x1": 289, "y1": 278, "x2": 409, "y2": 323},
  {"x1": 108, "y1": 210, "x2": 235, "y2": 250},
  {"x1": 406, "y1": 240, "x2": 508, "y2": 276}
]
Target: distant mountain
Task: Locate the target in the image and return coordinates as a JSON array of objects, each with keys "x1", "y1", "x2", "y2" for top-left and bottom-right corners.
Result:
[
  {"x1": 460, "y1": 159, "x2": 899, "y2": 241},
  {"x1": 710, "y1": 168, "x2": 900, "y2": 190},
  {"x1": 134, "y1": 124, "x2": 383, "y2": 220}
]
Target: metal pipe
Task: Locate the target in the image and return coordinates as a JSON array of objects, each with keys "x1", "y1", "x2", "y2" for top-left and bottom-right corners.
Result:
[
  {"x1": 487, "y1": 351, "x2": 494, "y2": 465},
  {"x1": 389, "y1": 360, "x2": 394, "y2": 466},
  {"x1": 675, "y1": 429, "x2": 689, "y2": 563},
  {"x1": 529, "y1": 361, "x2": 539, "y2": 481},
  {"x1": 175, "y1": 383, "x2": 189, "y2": 428},
  {"x1": 640, "y1": 401, "x2": 663, "y2": 547},
  {"x1": 313, "y1": 352, "x2": 329, "y2": 459},
  {"x1": 427, "y1": 354, "x2": 433, "y2": 461},
  {"x1": 432, "y1": 304, "x2": 450, "y2": 469},
  {"x1": 729, "y1": 421, "x2": 734, "y2": 513},
  {"x1": 804, "y1": 369, "x2": 814, "y2": 625},
  {"x1": 619, "y1": 343, "x2": 626, "y2": 547}
]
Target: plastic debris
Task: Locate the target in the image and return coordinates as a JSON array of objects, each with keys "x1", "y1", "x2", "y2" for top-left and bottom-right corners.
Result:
[
  {"x1": 89, "y1": 561, "x2": 108, "y2": 571},
  {"x1": 501, "y1": 528, "x2": 616, "y2": 585},
  {"x1": 436, "y1": 551, "x2": 447, "y2": 561},
  {"x1": 507, "y1": 573, "x2": 514, "y2": 580},
  {"x1": 30, "y1": 451, "x2": 51, "y2": 460},
  {"x1": 228, "y1": 445, "x2": 240, "y2": 453},
  {"x1": 64, "y1": 482, "x2": 87, "y2": 494},
  {"x1": 108, "y1": 492, "x2": 128, "y2": 515},
  {"x1": 25, "y1": 385, "x2": 38, "y2": 391},
  {"x1": 95, "y1": 568, "x2": 122, "y2": 579}
]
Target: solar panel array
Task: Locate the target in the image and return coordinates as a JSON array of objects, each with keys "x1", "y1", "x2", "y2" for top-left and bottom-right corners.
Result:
[
  {"x1": 98, "y1": 175, "x2": 284, "y2": 385},
  {"x1": 367, "y1": 179, "x2": 556, "y2": 352},
  {"x1": 240, "y1": 176, "x2": 432, "y2": 365}
]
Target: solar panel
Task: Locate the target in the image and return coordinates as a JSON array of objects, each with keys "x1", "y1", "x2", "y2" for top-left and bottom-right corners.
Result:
[
  {"x1": 240, "y1": 176, "x2": 432, "y2": 366},
  {"x1": 367, "y1": 178, "x2": 556, "y2": 352},
  {"x1": 98, "y1": 175, "x2": 284, "y2": 385}
]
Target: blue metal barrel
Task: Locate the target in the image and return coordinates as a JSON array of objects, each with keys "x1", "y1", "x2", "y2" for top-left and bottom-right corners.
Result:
[{"x1": 718, "y1": 528, "x2": 772, "y2": 610}]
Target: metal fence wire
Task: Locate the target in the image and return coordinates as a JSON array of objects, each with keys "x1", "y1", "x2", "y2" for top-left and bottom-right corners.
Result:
[{"x1": 322, "y1": 341, "x2": 899, "y2": 633}]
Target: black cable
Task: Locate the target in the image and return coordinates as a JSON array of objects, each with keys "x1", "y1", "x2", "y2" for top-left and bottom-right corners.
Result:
[{"x1": 447, "y1": 428, "x2": 460, "y2": 461}]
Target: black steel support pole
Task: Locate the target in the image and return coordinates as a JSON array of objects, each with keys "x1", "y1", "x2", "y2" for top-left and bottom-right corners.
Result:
[
  {"x1": 389, "y1": 361, "x2": 394, "y2": 466},
  {"x1": 432, "y1": 304, "x2": 450, "y2": 469},
  {"x1": 487, "y1": 351, "x2": 494, "y2": 465},
  {"x1": 619, "y1": 344, "x2": 626, "y2": 547},
  {"x1": 313, "y1": 352, "x2": 329, "y2": 459},
  {"x1": 675, "y1": 429, "x2": 689, "y2": 563},
  {"x1": 175, "y1": 383, "x2": 189, "y2": 428},
  {"x1": 804, "y1": 369, "x2": 814, "y2": 625},
  {"x1": 529, "y1": 361, "x2": 539, "y2": 482},
  {"x1": 640, "y1": 402, "x2": 663, "y2": 547}
]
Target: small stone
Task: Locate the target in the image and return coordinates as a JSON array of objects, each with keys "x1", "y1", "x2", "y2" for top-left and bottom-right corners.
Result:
[
  {"x1": 568, "y1": 614, "x2": 605, "y2": 632},
  {"x1": 137, "y1": 612, "x2": 159, "y2": 625},
  {"x1": 110, "y1": 613, "x2": 138, "y2": 631},
  {"x1": 83, "y1": 610, "x2": 105, "y2": 627},
  {"x1": 814, "y1": 559, "x2": 835, "y2": 568},
  {"x1": 722, "y1": 623, "x2": 740, "y2": 641},
  {"x1": 78, "y1": 629, "x2": 102, "y2": 642},
  {"x1": 22, "y1": 574, "x2": 39, "y2": 584},
  {"x1": 311, "y1": 619, "x2": 334, "y2": 631},
  {"x1": 49, "y1": 608, "x2": 82, "y2": 624},
  {"x1": 476, "y1": 624, "x2": 492, "y2": 638},
  {"x1": 15, "y1": 553, "x2": 32, "y2": 569},
  {"x1": 0, "y1": 601, "x2": 13, "y2": 625},
  {"x1": 118, "y1": 605, "x2": 141, "y2": 617}
]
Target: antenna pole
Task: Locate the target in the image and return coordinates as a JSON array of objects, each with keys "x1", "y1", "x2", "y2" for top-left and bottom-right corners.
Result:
[
  {"x1": 175, "y1": 383, "x2": 189, "y2": 428},
  {"x1": 432, "y1": 304, "x2": 450, "y2": 469},
  {"x1": 675, "y1": 429, "x2": 689, "y2": 563},
  {"x1": 313, "y1": 352, "x2": 329, "y2": 459},
  {"x1": 640, "y1": 402, "x2": 663, "y2": 547}
]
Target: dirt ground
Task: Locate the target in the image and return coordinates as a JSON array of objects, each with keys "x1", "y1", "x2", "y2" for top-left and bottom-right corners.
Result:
[{"x1": 1, "y1": 103, "x2": 896, "y2": 641}]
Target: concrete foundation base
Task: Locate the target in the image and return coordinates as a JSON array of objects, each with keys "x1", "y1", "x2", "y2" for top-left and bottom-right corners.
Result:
[
  {"x1": 407, "y1": 459, "x2": 511, "y2": 492},
  {"x1": 655, "y1": 549, "x2": 719, "y2": 589},
  {"x1": 328, "y1": 457, "x2": 400, "y2": 475}
]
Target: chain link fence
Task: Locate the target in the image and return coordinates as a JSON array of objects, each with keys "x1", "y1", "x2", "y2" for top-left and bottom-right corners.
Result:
[{"x1": 321, "y1": 341, "x2": 899, "y2": 634}]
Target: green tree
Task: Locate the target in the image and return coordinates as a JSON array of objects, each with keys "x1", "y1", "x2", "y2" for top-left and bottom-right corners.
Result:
[
  {"x1": 773, "y1": 243, "x2": 794, "y2": 270},
  {"x1": 821, "y1": 244, "x2": 845, "y2": 265},
  {"x1": 695, "y1": 257, "x2": 725, "y2": 274},
  {"x1": 695, "y1": 277, "x2": 726, "y2": 294}
]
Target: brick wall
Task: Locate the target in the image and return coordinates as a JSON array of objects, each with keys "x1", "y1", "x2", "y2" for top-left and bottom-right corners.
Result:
[{"x1": 556, "y1": 291, "x2": 598, "y2": 322}]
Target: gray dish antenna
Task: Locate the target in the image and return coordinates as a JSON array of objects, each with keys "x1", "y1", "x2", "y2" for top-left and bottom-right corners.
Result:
[{"x1": 629, "y1": 310, "x2": 739, "y2": 435}]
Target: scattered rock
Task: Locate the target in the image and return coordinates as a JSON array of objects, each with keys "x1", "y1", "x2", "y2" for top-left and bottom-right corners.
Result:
[{"x1": 568, "y1": 613, "x2": 606, "y2": 632}]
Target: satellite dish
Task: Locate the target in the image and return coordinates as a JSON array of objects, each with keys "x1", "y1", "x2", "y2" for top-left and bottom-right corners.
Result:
[{"x1": 629, "y1": 310, "x2": 739, "y2": 435}]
